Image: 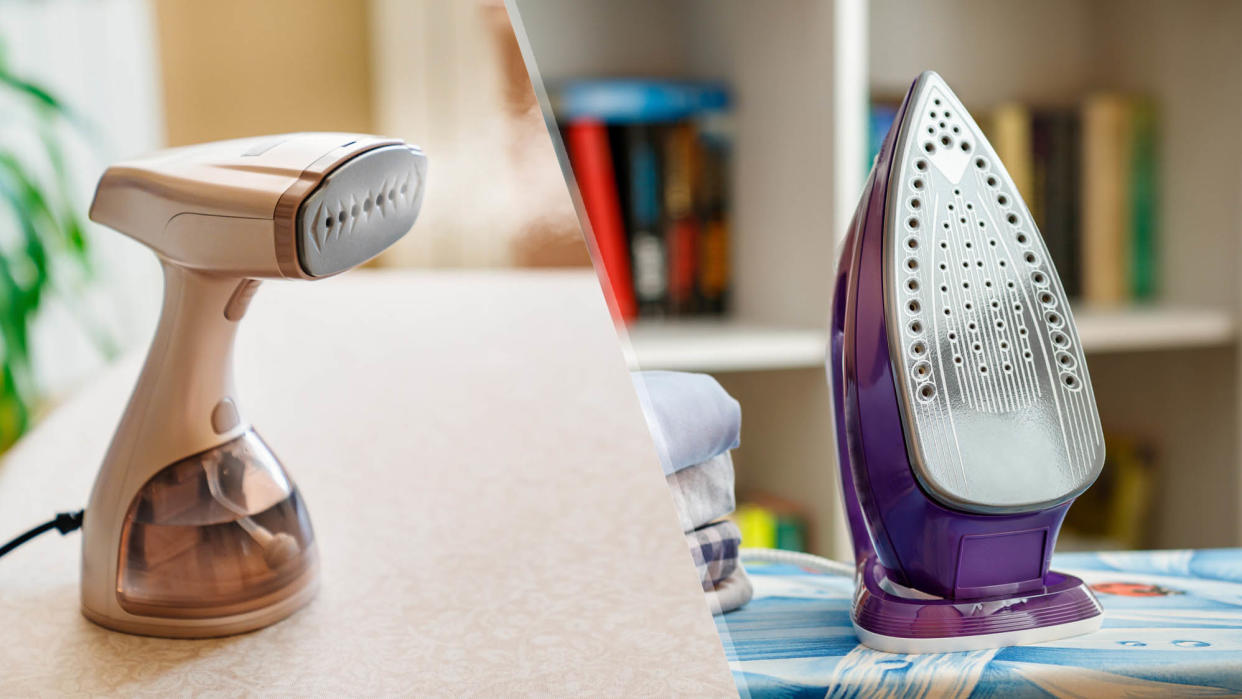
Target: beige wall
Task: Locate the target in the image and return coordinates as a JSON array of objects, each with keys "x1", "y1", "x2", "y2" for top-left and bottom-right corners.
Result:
[
  {"x1": 152, "y1": 0, "x2": 374, "y2": 146},
  {"x1": 150, "y1": 0, "x2": 586, "y2": 268},
  {"x1": 370, "y1": 0, "x2": 587, "y2": 267}
]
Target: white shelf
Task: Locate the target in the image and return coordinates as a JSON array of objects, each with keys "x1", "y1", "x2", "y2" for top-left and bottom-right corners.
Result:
[
  {"x1": 1073, "y1": 305, "x2": 1236, "y2": 353},
  {"x1": 622, "y1": 320, "x2": 826, "y2": 373},
  {"x1": 622, "y1": 306, "x2": 1236, "y2": 373}
]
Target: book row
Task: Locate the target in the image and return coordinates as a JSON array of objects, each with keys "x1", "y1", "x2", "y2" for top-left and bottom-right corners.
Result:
[
  {"x1": 559, "y1": 80, "x2": 733, "y2": 321},
  {"x1": 872, "y1": 93, "x2": 1159, "y2": 304}
]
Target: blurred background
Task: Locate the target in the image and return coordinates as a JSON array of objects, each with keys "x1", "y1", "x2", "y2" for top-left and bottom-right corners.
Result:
[
  {"x1": 6, "y1": 0, "x2": 1241, "y2": 564},
  {"x1": 513, "y1": 0, "x2": 1242, "y2": 558},
  {"x1": 0, "y1": 0, "x2": 587, "y2": 450}
]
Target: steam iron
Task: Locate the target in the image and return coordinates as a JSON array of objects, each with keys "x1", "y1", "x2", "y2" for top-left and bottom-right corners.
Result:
[{"x1": 829, "y1": 72, "x2": 1105, "y2": 653}]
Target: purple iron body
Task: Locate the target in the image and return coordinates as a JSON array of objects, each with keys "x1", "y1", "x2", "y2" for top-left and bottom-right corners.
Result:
[{"x1": 829, "y1": 71, "x2": 1105, "y2": 653}]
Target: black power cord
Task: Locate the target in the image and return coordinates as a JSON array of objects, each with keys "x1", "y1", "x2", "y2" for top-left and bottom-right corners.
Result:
[{"x1": 0, "y1": 510, "x2": 85, "y2": 558}]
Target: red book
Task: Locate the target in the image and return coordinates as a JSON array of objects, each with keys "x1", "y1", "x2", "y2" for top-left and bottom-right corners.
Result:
[
  {"x1": 564, "y1": 119, "x2": 637, "y2": 322},
  {"x1": 663, "y1": 124, "x2": 700, "y2": 315},
  {"x1": 667, "y1": 218, "x2": 698, "y2": 314}
]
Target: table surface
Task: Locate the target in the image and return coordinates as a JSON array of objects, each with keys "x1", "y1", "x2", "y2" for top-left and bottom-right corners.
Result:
[
  {"x1": 0, "y1": 269, "x2": 735, "y2": 696},
  {"x1": 720, "y1": 549, "x2": 1242, "y2": 697}
]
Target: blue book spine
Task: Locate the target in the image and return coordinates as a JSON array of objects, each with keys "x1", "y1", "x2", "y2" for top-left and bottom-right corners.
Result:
[
  {"x1": 626, "y1": 125, "x2": 666, "y2": 315},
  {"x1": 558, "y1": 80, "x2": 730, "y2": 124}
]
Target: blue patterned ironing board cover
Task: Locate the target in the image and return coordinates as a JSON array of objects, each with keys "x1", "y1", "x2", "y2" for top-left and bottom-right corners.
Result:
[{"x1": 718, "y1": 549, "x2": 1242, "y2": 697}]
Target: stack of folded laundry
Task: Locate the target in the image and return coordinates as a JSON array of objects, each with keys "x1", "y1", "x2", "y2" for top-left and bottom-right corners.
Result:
[{"x1": 632, "y1": 370, "x2": 751, "y2": 615}]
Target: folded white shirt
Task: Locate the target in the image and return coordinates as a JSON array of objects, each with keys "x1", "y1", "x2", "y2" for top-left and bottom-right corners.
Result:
[
  {"x1": 631, "y1": 370, "x2": 741, "y2": 476},
  {"x1": 666, "y1": 452, "x2": 736, "y2": 533}
]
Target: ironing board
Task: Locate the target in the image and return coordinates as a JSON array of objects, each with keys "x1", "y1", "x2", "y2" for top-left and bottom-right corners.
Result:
[
  {"x1": 720, "y1": 549, "x2": 1242, "y2": 697},
  {"x1": 0, "y1": 270, "x2": 734, "y2": 696}
]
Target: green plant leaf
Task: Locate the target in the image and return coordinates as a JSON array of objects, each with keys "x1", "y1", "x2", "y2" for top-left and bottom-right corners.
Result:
[
  {"x1": 37, "y1": 123, "x2": 90, "y2": 260},
  {"x1": 0, "y1": 68, "x2": 84, "y2": 127},
  {"x1": 0, "y1": 163, "x2": 53, "y2": 292},
  {"x1": 0, "y1": 250, "x2": 33, "y2": 374},
  {"x1": 0, "y1": 54, "x2": 108, "y2": 451},
  {"x1": 0, "y1": 363, "x2": 29, "y2": 450}
]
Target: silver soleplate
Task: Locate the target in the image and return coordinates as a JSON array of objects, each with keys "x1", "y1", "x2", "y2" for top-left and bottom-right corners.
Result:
[{"x1": 883, "y1": 72, "x2": 1104, "y2": 514}]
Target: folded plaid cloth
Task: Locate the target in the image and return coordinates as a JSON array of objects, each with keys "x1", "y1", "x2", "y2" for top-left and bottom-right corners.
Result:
[
  {"x1": 706, "y1": 563, "x2": 752, "y2": 615},
  {"x1": 686, "y1": 519, "x2": 741, "y2": 591},
  {"x1": 631, "y1": 371, "x2": 741, "y2": 475},
  {"x1": 666, "y1": 452, "x2": 735, "y2": 533}
]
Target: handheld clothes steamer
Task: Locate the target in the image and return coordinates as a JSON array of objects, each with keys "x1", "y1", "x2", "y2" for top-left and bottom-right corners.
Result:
[
  {"x1": 830, "y1": 72, "x2": 1105, "y2": 653},
  {"x1": 83, "y1": 133, "x2": 426, "y2": 637}
]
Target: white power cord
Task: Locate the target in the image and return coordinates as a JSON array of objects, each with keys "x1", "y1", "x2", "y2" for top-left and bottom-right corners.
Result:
[{"x1": 740, "y1": 547, "x2": 854, "y2": 577}]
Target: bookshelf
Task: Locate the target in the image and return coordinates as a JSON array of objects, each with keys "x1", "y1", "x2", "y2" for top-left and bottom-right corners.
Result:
[{"x1": 514, "y1": 0, "x2": 1242, "y2": 559}]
